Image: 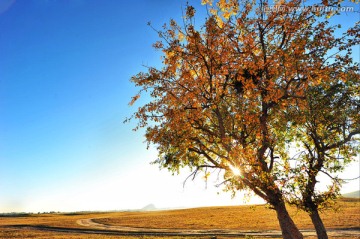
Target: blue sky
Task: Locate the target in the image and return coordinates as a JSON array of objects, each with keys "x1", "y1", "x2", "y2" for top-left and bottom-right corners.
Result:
[
  {"x1": 0, "y1": 0, "x2": 240, "y2": 213},
  {"x1": 0, "y1": 0, "x2": 359, "y2": 213}
]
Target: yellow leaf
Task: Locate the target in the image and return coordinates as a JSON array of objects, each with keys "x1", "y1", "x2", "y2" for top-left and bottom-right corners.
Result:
[
  {"x1": 201, "y1": 0, "x2": 213, "y2": 6},
  {"x1": 210, "y1": 8, "x2": 217, "y2": 15},
  {"x1": 178, "y1": 32, "x2": 185, "y2": 42},
  {"x1": 203, "y1": 172, "x2": 211, "y2": 180},
  {"x1": 215, "y1": 15, "x2": 224, "y2": 28},
  {"x1": 223, "y1": 11, "x2": 231, "y2": 19}
]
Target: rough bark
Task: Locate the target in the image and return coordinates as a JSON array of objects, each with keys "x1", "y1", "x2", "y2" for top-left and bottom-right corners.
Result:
[
  {"x1": 310, "y1": 209, "x2": 328, "y2": 239},
  {"x1": 274, "y1": 202, "x2": 304, "y2": 239}
]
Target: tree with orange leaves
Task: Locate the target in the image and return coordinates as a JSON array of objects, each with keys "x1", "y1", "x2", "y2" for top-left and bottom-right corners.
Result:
[{"x1": 128, "y1": 0, "x2": 359, "y2": 238}]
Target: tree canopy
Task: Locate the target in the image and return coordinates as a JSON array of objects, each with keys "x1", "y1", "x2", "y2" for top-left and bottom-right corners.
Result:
[{"x1": 128, "y1": 0, "x2": 359, "y2": 238}]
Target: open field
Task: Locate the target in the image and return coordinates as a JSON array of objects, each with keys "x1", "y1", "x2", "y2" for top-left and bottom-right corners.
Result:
[
  {"x1": 94, "y1": 198, "x2": 360, "y2": 230},
  {"x1": 0, "y1": 198, "x2": 359, "y2": 238}
]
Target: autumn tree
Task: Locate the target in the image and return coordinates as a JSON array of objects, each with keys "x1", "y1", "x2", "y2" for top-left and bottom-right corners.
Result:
[
  {"x1": 128, "y1": 0, "x2": 359, "y2": 238},
  {"x1": 268, "y1": 8, "x2": 360, "y2": 237},
  {"x1": 283, "y1": 71, "x2": 359, "y2": 238}
]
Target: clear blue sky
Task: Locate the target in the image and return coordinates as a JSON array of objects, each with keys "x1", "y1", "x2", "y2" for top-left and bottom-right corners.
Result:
[
  {"x1": 0, "y1": 0, "x2": 239, "y2": 213},
  {"x1": 0, "y1": 0, "x2": 358, "y2": 213}
]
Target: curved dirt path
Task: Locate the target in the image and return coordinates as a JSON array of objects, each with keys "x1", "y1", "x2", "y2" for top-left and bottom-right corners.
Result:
[{"x1": 77, "y1": 218, "x2": 360, "y2": 237}]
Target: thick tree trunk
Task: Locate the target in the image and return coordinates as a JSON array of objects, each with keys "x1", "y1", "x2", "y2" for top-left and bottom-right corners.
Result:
[
  {"x1": 274, "y1": 202, "x2": 303, "y2": 239},
  {"x1": 310, "y1": 209, "x2": 328, "y2": 239}
]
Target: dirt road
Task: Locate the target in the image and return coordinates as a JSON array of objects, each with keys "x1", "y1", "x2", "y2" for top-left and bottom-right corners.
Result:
[{"x1": 77, "y1": 218, "x2": 360, "y2": 237}]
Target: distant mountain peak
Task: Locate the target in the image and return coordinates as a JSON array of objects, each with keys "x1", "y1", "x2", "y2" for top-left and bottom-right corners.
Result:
[
  {"x1": 141, "y1": 204, "x2": 156, "y2": 211},
  {"x1": 343, "y1": 190, "x2": 360, "y2": 198}
]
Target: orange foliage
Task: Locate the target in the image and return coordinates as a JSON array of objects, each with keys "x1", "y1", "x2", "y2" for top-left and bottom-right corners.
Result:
[{"x1": 129, "y1": 0, "x2": 359, "y2": 238}]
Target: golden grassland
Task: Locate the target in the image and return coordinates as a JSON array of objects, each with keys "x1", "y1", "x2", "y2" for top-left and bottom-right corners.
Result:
[
  {"x1": 0, "y1": 198, "x2": 358, "y2": 239},
  {"x1": 95, "y1": 198, "x2": 360, "y2": 230}
]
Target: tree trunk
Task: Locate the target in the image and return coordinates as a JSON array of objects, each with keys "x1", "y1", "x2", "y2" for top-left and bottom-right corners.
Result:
[
  {"x1": 310, "y1": 209, "x2": 328, "y2": 239},
  {"x1": 274, "y1": 202, "x2": 304, "y2": 239}
]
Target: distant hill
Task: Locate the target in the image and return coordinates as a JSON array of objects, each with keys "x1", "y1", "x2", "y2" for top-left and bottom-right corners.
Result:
[
  {"x1": 343, "y1": 190, "x2": 360, "y2": 198},
  {"x1": 141, "y1": 204, "x2": 157, "y2": 211}
]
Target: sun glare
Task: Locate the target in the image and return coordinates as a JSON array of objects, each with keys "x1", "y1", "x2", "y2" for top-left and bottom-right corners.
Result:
[{"x1": 229, "y1": 165, "x2": 241, "y2": 176}]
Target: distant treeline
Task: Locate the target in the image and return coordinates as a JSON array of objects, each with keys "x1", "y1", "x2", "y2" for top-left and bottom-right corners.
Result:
[{"x1": 0, "y1": 212, "x2": 31, "y2": 217}]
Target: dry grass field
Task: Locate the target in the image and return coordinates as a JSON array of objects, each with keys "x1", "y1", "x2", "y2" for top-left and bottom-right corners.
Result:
[
  {"x1": 95, "y1": 198, "x2": 360, "y2": 231},
  {"x1": 0, "y1": 198, "x2": 358, "y2": 239}
]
